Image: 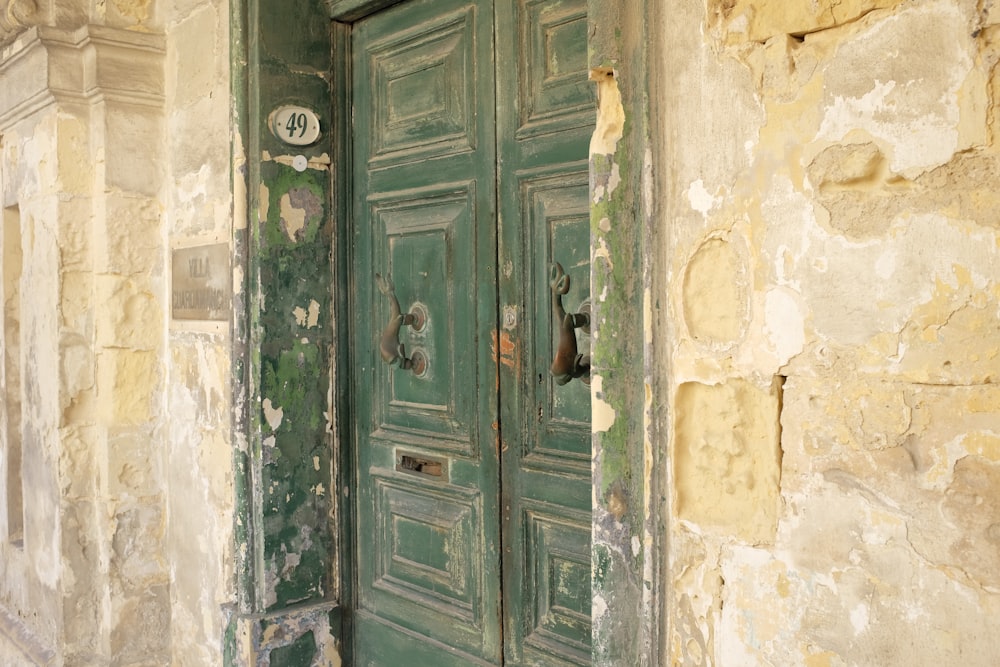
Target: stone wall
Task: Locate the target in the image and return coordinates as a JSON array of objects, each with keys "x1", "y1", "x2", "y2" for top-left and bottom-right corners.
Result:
[
  {"x1": 0, "y1": 20, "x2": 171, "y2": 663},
  {"x1": 0, "y1": 0, "x2": 234, "y2": 664},
  {"x1": 662, "y1": 0, "x2": 1000, "y2": 664},
  {"x1": 163, "y1": 0, "x2": 233, "y2": 665}
]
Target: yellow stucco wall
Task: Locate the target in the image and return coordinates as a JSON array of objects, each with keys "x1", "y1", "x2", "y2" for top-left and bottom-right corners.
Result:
[
  {"x1": 0, "y1": 1, "x2": 233, "y2": 664},
  {"x1": 663, "y1": 0, "x2": 1000, "y2": 663}
]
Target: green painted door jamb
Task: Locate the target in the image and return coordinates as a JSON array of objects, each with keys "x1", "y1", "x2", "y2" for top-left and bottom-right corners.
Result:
[
  {"x1": 588, "y1": 1, "x2": 666, "y2": 665},
  {"x1": 228, "y1": 0, "x2": 344, "y2": 665}
]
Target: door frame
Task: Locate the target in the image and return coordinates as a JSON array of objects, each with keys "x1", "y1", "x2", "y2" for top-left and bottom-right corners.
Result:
[{"x1": 228, "y1": 0, "x2": 664, "y2": 664}]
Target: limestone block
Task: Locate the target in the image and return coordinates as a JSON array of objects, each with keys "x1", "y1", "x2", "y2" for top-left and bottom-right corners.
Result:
[
  {"x1": 674, "y1": 377, "x2": 783, "y2": 543},
  {"x1": 96, "y1": 349, "x2": 159, "y2": 426},
  {"x1": 669, "y1": 0, "x2": 1000, "y2": 665},
  {"x1": 43, "y1": 2, "x2": 80, "y2": 30},
  {"x1": 782, "y1": 377, "x2": 1000, "y2": 590},
  {"x1": 107, "y1": 429, "x2": 157, "y2": 497},
  {"x1": 682, "y1": 235, "x2": 750, "y2": 349},
  {"x1": 163, "y1": 0, "x2": 226, "y2": 24},
  {"x1": 55, "y1": 197, "x2": 94, "y2": 272},
  {"x1": 85, "y1": 25, "x2": 166, "y2": 98},
  {"x1": 708, "y1": 0, "x2": 904, "y2": 44},
  {"x1": 0, "y1": 634, "x2": 42, "y2": 667},
  {"x1": 168, "y1": 3, "x2": 221, "y2": 110},
  {"x1": 109, "y1": 583, "x2": 170, "y2": 663},
  {"x1": 103, "y1": 103, "x2": 164, "y2": 195},
  {"x1": 94, "y1": 274, "x2": 162, "y2": 350},
  {"x1": 17, "y1": 118, "x2": 59, "y2": 199},
  {"x1": 59, "y1": 270, "x2": 92, "y2": 333},
  {"x1": 111, "y1": 501, "x2": 167, "y2": 594},
  {"x1": 59, "y1": 498, "x2": 108, "y2": 657},
  {"x1": 165, "y1": 340, "x2": 232, "y2": 666},
  {"x1": 668, "y1": 528, "x2": 721, "y2": 666},
  {"x1": 55, "y1": 112, "x2": 91, "y2": 195},
  {"x1": 19, "y1": 426, "x2": 60, "y2": 587},
  {"x1": 761, "y1": 185, "x2": 999, "y2": 380},
  {"x1": 0, "y1": 41, "x2": 49, "y2": 122},
  {"x1": 169, "y1": 336, "x2": 229, "y2": 423},
  {"x1": 170, "y1": 162, "x2": 230, "y2": 236},
  {"x1": 720, "y1": 514, "x2": 1000, "y2": 665},
  {"x1": 105, "y1": 0, "x2": 155, "y2": 30},
  {"x1": 59, "y1": 331, "x2": 95, "y2": 418},
  {"x1": 714, "y1": 377, "x2": 1000, "y2": 665},
  {"x1": 814, "y1": 2, "x2": 976, "y2": 177},
  {"x1": 21, "y1": 300, "x2": 62, "y2": 429},
  {"x1": 58, "y1": 424, "x2": 100, "y2": 498},
  {"x1": 168, "y1": 93, "x2": 229, "y2": 177},
  {"x1": 97, "y1": 194, "x2": 163, "y2": 275}
]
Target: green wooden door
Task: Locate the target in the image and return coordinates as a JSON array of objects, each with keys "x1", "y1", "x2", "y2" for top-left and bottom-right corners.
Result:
[{"x1": 349, "y1": 1, "x2": 593, "y2": 664}]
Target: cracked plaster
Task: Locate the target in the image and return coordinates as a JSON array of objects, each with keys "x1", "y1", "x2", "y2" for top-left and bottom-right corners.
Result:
[{"x1": 667, "y1": 0, "x2": 1000, "y2": 664}]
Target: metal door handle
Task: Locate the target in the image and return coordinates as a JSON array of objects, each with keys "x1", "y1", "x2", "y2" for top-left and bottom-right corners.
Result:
[
  {"x1": 549, "y1": 262, "x2": 590, "y2": 385},
  {"x1": 375, "y1": 273, "x2": 426, "y2": 374}
]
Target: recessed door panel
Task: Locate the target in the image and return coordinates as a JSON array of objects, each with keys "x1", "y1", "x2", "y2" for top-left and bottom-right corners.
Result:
[
  {"x1": 521, "y1": 167, "x2": 591, "y2": 469},
  {"x1": 368, "y1": 4, "x2": 479, "y2": 166},
  {"x1": 517, "y1": 0, "x2": 593, "y2": 138},
  {"x1": 523, "y1": 505, "x2": 591, "y2": 663},
  {"x1": 369, "y1": 472, "x2": 482, "y2": 624},
  {"x1": 370, "y1": 185, "x2": 479, "y2": 455}
]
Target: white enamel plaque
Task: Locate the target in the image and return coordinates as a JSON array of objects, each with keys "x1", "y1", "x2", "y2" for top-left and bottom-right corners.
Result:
[{"x1": 269, "y1": 105, "x2": 321, "y2": 146}]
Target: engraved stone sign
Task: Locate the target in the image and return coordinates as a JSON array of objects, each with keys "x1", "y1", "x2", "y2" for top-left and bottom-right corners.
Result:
[{"x1": 172, "y1": 243, "x2": 230, "y2": 321}]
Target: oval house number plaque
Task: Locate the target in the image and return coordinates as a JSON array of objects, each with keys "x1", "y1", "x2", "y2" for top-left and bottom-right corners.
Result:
[{"x1": 268, "y1": 105, "x2": 321, "y2": 146}]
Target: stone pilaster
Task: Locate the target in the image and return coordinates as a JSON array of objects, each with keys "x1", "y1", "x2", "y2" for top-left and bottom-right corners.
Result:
[{"x1": 0, "y1": 21, "x2": 167, "y2": 664}]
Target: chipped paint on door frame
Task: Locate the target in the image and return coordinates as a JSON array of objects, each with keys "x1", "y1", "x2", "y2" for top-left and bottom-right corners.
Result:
[{"x1": 227, "y1": 0, "x2": 665, "y2": 665}]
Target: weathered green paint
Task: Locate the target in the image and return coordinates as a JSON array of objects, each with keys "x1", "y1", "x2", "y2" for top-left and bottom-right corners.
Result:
[
  {"x1": 267, "y1": 630, "x2": 316, "y2": 664},
  {"x1": 588, "y1": 1, "x2": 663, "y2": 666},
  {"x1": 228, "y1": 1, "x2": 660, "y2": 665},
  {"x1": 346, "y1": 0, "x2": 593, "y2": 664},
  {"x1": 326, "y1": 0, "x2": 404, "y2": 21},
  {"x1": 328, "y1": 17, "x2": 354, "y2": 667},
  {"x1": 227, "y1": 605, "x2": 343, "y2": 666},
  {"x1": 347, "y1": 2, "x2": 503, "y2": 663},
  {"x1": 591, "y1": 152, "x2": 633, "y2": 505},
  {"x1": 229, "y1": 0, "x2": 254, "y2": 622},
  {"x1": 495, "y1": 0, "x2": 594, "y2": 664},
  {"x1": 228, "y1": 0, "x2": 341, "y2": 664}
]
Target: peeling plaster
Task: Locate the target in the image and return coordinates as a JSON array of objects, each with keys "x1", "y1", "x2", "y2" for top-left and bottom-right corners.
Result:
[
  {"x1": 590, "y1": 68, "x2": 625, "y2": 156},
  {"x1": 262, "y1": 398, "x2": 283, "y2": 431},
  {"x1": 667, "y1": 0, "x2": 1000, "y2": 664},
  {"x1": 278, "y1": 193, "x2": 306, "y2": 241},
  {"x1": 686, "y1": 179, "x2": 720, "y2": 216},
  {"x1": 815, "y1": 3, "x2": 973, "y2": 176},
  {"x1": 591, "y1": 374, "x2": 617, "y2": 433}
]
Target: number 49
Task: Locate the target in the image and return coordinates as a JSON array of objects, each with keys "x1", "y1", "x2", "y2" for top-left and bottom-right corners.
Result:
[{"x1": 285, "y1": 112, "x2": 308, "y2": 139}]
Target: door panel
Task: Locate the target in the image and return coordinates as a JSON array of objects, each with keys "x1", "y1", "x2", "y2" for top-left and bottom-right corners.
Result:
[
  {"x1": 370, "y1": 471, "x2": 481, "y2": 620},
  {"x1": 351, "y1": 0, "x2": 501, "y2": 664},
  {"x1": 515, "y1": 0, "x2": 593, "y2": 139},
  {"x1": 367, "y1": 4, "x2": 480, "y2": 166},
  {"x1": 371, "y1": 185, "x2": 480, "y2": 452},
  {"x1": 497, "y1": 0, "x2": 593, "y2": 665},
  {"x1": 350, "y1": 0, "x2": 592, "y2": 664}
]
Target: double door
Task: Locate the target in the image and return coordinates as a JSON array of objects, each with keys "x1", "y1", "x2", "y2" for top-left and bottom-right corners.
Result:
[{"x1": 348, "y1": 0, "x2": 593, "y2": 663}]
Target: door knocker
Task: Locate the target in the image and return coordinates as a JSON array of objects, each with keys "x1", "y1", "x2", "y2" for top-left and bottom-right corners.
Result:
[
  {"x1": 548, "y1": 262, "x2": 590, "y2": 385},
  {"x1": 375, "y1": 273, "x2": 427, "y2": 375}
]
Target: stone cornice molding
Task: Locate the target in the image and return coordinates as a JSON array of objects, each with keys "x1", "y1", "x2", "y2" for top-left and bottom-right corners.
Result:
[{"x1": 0, "y1": 23, "x2": 164, "y2": 127}]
